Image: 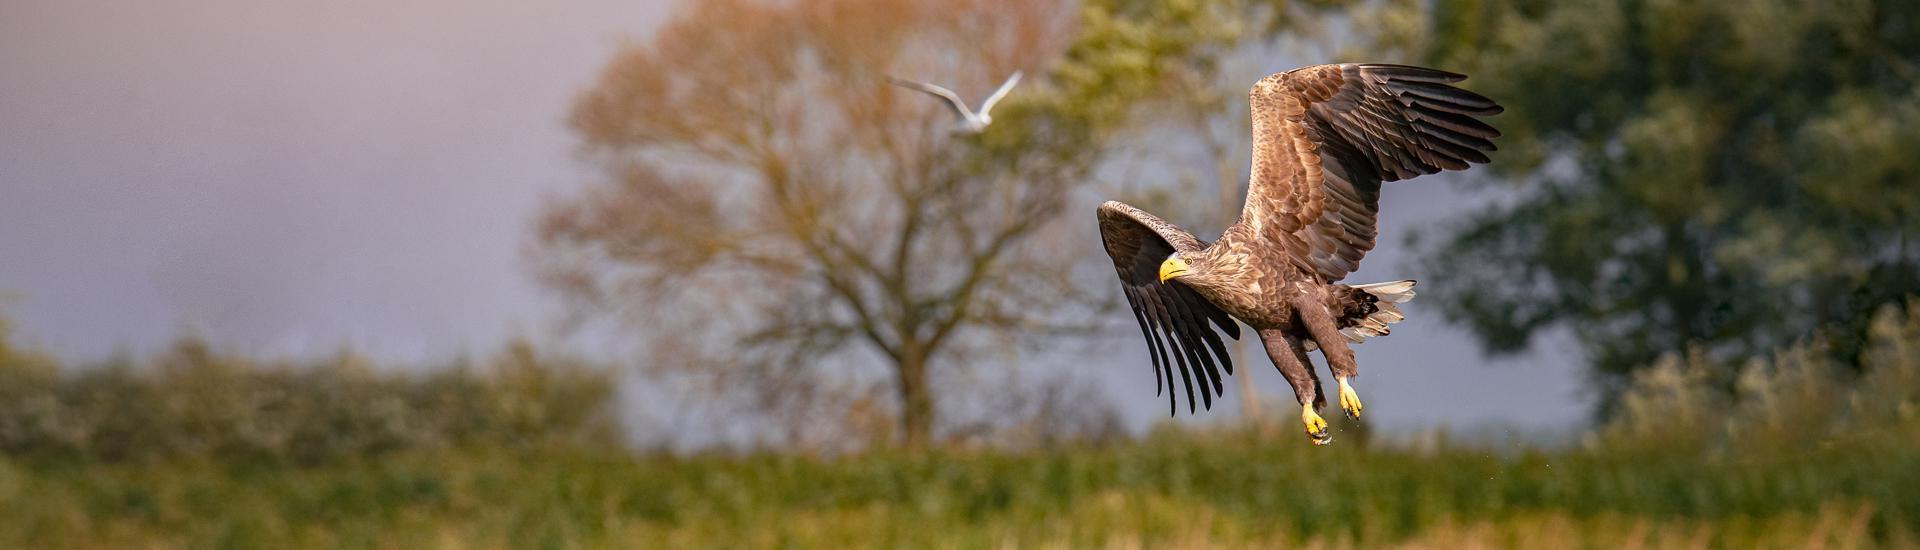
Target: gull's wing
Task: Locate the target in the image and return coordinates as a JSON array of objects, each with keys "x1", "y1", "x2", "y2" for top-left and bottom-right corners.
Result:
[
  {"x1": 976, "y1": 70, "x2": 1023, "y2": 117},
  {"x1": 1097, "y1": 200, "x2": 1241, "y2": 416},
  {"x1": 1244, "y1": 63, "x2": 1502, "y2": 282},
  {"x1": 887, "y1": 76, "x2": 975, "y2": 121}
]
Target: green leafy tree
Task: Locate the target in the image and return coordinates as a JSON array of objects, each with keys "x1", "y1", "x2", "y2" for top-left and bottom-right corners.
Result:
[{"x1": 1370, "y1": 0, "x2": 1920, "y2": 413}]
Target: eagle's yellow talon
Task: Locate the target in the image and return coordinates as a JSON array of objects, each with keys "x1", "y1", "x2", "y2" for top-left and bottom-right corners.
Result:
[
  {"x1": 1302, "y1": 404, "x2": 1331, "y2": 445},
  {"x1": 1338, "y1": 378, "x2": 1363, "y2": 421}
]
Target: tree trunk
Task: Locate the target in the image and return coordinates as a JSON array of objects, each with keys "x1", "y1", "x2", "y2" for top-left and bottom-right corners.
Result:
[
  {"x1": 1231, "y1": 338, "x2": 1261, "y2": 425},
  {"x1": 895, "y1": 349, "x2": 934, "y2": 450}
]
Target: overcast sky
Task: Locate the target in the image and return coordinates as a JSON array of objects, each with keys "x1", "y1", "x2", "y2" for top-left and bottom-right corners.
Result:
[
  {"x1": 1, "y1": 0, "x2": 672, "y2": 360},
  {"x1": 0, "y1": 0, "x2": 1588, "y2": 438}
]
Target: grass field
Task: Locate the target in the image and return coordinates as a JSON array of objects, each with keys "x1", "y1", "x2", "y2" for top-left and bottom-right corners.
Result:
[
  {"x1": 2, "y1": 429, "x2": 1914, "y2": 548},
  {"x1": 3, "y1": 307, "x2": 1918, "y2": 548}
]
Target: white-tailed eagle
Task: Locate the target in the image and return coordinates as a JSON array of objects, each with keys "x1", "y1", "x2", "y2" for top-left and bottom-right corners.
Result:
[{"x1": 1097, "y1": 63, "x2": 1502, "y2": 444}]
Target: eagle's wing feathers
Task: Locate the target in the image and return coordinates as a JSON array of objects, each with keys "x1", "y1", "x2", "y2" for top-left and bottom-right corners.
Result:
[
  {"x1": 1097, "y1": 201, "x2": 1240, "y2": 416},
  {"x1": 1251, "y1": 63, "x2": 1502, "y2": 282}
]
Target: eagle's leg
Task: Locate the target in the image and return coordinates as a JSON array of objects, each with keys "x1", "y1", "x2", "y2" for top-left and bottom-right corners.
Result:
[
  {"x1": 1259, "y1": 328, "x2": 1330, "y2": 445},
  {"x1": 1298, "y1": 289, "x2": 1364, "y2": 421}
]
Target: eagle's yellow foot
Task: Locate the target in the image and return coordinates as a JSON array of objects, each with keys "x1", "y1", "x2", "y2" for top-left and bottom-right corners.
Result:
[
  {"x1": 1301, "y1": 404, "x2": 1331, "y2": 445},
  {"x1": 1337, "y1": 377, "x2": 1363, "y2": 421}
]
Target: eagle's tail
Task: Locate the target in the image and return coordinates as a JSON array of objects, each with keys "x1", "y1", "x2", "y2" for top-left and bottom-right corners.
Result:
[
  {"x1": 1343, "y1": 280, "x2": 1415, "y2": 343},
  {"x1": 1353, "y1": 280, "x2": 1417, "y2": 304},
  {"x1": 1307, "y1": 280, "x2": 1416, "y2": 352}
]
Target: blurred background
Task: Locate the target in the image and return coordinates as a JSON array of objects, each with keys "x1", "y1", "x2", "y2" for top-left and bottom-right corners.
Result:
[{"x1": 2, "y1": 0, "x2": 1918, "y2": 546}]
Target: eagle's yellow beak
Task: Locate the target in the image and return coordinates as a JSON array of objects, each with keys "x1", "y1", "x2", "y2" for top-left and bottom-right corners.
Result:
[{"x1": 1158, "y1": 257, "x2": 1190, "y2": 283}]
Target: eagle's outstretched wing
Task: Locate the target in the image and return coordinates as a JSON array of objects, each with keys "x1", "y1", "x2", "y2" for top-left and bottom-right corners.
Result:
[
  {"x1": 1097, "y1": 201, "x2": 1241, "y2": 415},
  {"x1": 1246, "y1": 64, "x2": 1503, "y2": 282}
]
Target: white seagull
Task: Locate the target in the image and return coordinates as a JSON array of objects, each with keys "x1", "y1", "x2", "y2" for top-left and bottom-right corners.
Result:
[{"x1": 887, "y1": 71, "x2": 1023, "y2": 134}]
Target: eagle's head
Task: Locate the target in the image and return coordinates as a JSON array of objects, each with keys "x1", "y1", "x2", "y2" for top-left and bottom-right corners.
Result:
[
  {"x1": 1158, "y1": 251, "x2": 1239, "y2": 297},
  {"x1": 1158, "y1": 253, "x2": 1194, "y2": 283}
]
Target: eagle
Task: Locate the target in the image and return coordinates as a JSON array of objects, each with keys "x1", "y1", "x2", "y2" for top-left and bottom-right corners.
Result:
[{"x1": 1097, "y1": 63, "x2": 1502, "y2": 445}]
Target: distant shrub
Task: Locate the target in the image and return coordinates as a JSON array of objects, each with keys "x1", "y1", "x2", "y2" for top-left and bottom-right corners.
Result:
[
  {"x1": 0, "y1": 332, "x2": 619, "y2": 463},
  {"x1": 1590, "y1": 299, "x2": 1920, "y2": 455}
]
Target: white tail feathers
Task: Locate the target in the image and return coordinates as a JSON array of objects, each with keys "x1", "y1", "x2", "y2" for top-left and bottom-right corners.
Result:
[
  {"x1": 1306, "y1": 280, "x2": 1417, "y2": 352},
  {"x1": 1353, "y1": 280, "x2": 1417, "y2": 303}
]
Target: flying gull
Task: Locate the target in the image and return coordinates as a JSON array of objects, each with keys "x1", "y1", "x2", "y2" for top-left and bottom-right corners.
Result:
[{"x1": 887, "y1": 71, "x2": 1022, "y2": 134}]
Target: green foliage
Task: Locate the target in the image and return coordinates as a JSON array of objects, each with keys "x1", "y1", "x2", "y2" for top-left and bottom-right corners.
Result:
[
  {"x1": 1381, "y1": 0, "x2": 1920, "y2": 413},
  {"x1": 0, "y1": 305, "x2": 1918, "y2": 546},
  {"x1": 0, "y1": 419, "x2": 1913, "y2": 547},
  {"x1": 0, "y1": 334, "x2": 619, "y2": 464}
]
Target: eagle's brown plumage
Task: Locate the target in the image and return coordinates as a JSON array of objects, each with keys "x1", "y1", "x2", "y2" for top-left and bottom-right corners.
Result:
[{"x1": 1096, "y1": 63, "x2": 1502, "y2": 440}]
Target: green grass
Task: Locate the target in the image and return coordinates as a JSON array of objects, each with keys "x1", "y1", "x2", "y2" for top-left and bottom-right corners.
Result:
[
  {"x1": 3, "y1": 307, "x2": 1919, "y2": 548},
  {"x1": 1, "y1": 428, "x2": 1914, "y2": 548}
]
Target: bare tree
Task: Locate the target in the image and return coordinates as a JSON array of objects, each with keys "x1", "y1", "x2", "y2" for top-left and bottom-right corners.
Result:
[{"x1": 535, "y1": 0, "x2": 1090, "y2": 449}]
